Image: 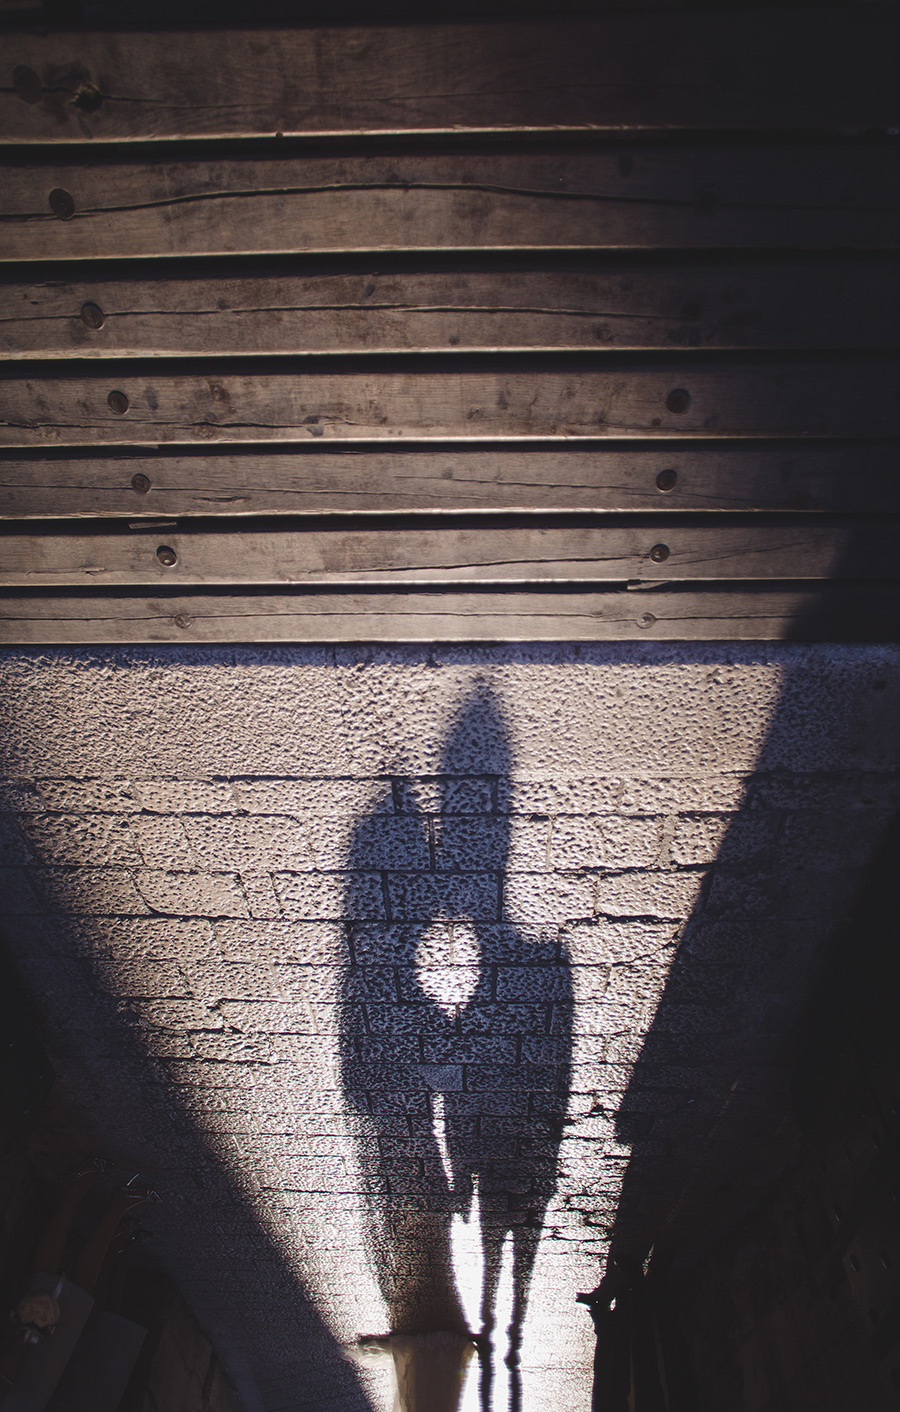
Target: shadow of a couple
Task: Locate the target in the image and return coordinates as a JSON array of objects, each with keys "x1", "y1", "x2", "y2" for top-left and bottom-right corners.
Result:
[{"x1": 339, "y1": 686, "x2": 573, "y2": 1411}]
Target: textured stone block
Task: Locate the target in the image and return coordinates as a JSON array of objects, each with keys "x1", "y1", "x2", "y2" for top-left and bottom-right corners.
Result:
[
  {"x1": 562, "y1": 919, "x2": 678, "y2": 966},
  {"x1": 504, "y1": 872, "x2": 594, "y2": 924},
  {"x1": 73, "y1": 916, "x2": 219, "y2": 964},
  {"x1": 231, "y1": 776, "x2": 393, "y2": 817},
  {"x1": 130, "y1": 998, "x2": 224, "y2": 1031},
  {"x1": 35, "y1": 866, "x2": 150, "y2": 916},
  {"x1": 594, "y1": 871, "x2": 704, "y2": 920},
  {"x1": 495, "y1": 965, "x2": 579, "y2": 1003},
  {"x1": 395, "y1": 777, "x2": 493, "y2": 814},
  {"x1": 422, "y1": 1036, "x2": 517, "y2": 1064},
  {"x1": 134, "y1": 870, "x2": 248, "y2": 918},
  {"x1": 551, "y1": 815, "x2": 663, "y2": 871},
  {"x1": 275, "y1": 870, "x2": 384, "y2": 920},
  {"x1": 34, "y1": 778, "x2": 141, "y2": 813},
  {"x1": 183, "y1": 815, "x2": 314, "y2": 872},
  {"x1": 670, "y1": 812, "x2": 779, "y2": 866},
  {"x1": 387, "y1": 872, "x2": 498, "y2": 921},
  {"x1": 22, "y1": 814, "x2": 142, "y2": 867},
  {"x1": 334, "y1": 816, "x2": 430, "y2": 871},
  {"x1": 215, "y1": 919, "x2": 345, "y2": 965},
  {"x1": 434, "y1": 816, "x2": 549, "y2": 872},
  {"x1": 133, "y1": 778, "x2": 239, "y2": 813},
  {"x1": 497, "y1": 778, "x2": 622, "y2": 815},
  {"x1": 132, "y1": 814, "x2": 197, "y2": 869},
  {"x1": 458, "y1": 1003, "x2": 548, "y2": 1035}
]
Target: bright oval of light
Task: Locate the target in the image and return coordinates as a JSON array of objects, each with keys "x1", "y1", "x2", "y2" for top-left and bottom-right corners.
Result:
[{"x1": 414, "y1": 921, "x2": 480, "y2": 1015}]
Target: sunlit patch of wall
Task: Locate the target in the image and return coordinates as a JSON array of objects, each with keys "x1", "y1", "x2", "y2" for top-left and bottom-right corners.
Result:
[{"x1": 1, "y1": 644, "x2": 899, "y2": 1411}]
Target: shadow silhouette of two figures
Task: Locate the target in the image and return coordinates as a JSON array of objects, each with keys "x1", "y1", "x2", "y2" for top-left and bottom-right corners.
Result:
[{"x1": 339, "y1": 690, "x2": 573, "y2": 1402}]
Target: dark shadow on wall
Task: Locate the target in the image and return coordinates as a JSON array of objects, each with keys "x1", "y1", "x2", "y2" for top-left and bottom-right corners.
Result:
[
  {"x1": 339, "y1": 685, "x2": 573, "y2": 1412},
  {"x1": 0, "y1": 928, "x2": 374, "y2": 1412},
  {"x1": 592, "y1": 606, "x2": 900, "y2": 1406},
  {"x1": 646, "y1": 809, "x2": 900, "y2": 1412}
]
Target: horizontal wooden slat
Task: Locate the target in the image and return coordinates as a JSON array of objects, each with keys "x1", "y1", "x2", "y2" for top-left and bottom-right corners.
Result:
[
  {"x1": 2, "y1": 585, "x2": 897, "y2": 644},
  {"x1": 3, "y1": 442, "x2": 896, "y2": 518},
  {"x1": 3, "y1": 11, "x2": 898, "y2": 142},
  {"x1": 3, "y1": 145, "x2": 898, "y2": 262},
  {"x1": 2, "y1": 361, "x2": 897, "y2": 447},
  {"x1": 0, "y1": 519, "x2": 886, "y2": 588},
  {"x1": 5, "y1": 258, "x2": 898, "y2": 358}
]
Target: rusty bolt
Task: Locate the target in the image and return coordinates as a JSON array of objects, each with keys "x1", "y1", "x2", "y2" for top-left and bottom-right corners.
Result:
[
  {"x1": 173, "y1": 613, "x2": 192, "y2": 629},
  {"x1": 650, "y1": 543, "x2": 670, "y2": 563},
  {"x1": 666, "y1": 387, "x2": 691, "y2": 414},
  {"x1": 72, "y1": 80, "x2": 103, "y2": 114},
  {"x1": 49, "y1": 188, "x2": 75, "y2": 219},
  {"x1": 130, "y1": 473, "x2": 151, "y2": 495},
  {"x1": 13, "y1": 65, "x2": 41, "y2": 104},
  {"x1": 637, "y1": 612, "x2": 656, "y2": 629},
  {"x1": 107, "y1": 390, "x2": 129, "y2": 415},
  {"x1": 156, "y1": 545, "x2": 177, "y2": 567},
  {"x1": 81, "y1": 302, "x2": 104, "y2": 330},
  {"x1": 656, "y1": 468, "x2": 678, "y2": 493}
]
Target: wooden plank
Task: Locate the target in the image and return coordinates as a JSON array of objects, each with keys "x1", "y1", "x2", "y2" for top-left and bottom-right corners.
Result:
[
  {"x1": 2, "y1": 585, "x2": 897, "y2": 644},
  {"x1": 5, "y1": 258, "x2": 899, "y2": 358},
  {"x1": 2, "y1": 12, "x2": 897, "y2": 142},
  {"x1": 0, "y1": 518, "x2": 888, "y2": 588},
  {"x1": 2, "y1": 361, "x2": 898, "y2": 447},
  {"x1": 4, "y1": 442, "x2": 897, "y2": 519},
  {"x1": 3, "y1": 144, "x2": 898, "y2": 262}
]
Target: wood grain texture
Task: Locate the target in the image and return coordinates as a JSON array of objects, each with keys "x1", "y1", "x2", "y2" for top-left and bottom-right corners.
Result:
[
  {"x1": 3, "y1": 11, "x2": 897, "y2": 142},
  {"x1": 5, "y1": 258, "x2": 898, "y2": 358},
  {"x1": 4, "y1": 442, "x2": 896, "y2": 518},
  {"x1": 0, "y1": 519, "x2": 884, "y2": 587},
  {"x1": 1, "y1": 585, "x2": 896, "y2": 644},
  {"x1": 2, "y1": 360, "x2": 897, "y2": 447},
  {"x1": 4, "y1": 144, "x2": 899, "y2": 261}
]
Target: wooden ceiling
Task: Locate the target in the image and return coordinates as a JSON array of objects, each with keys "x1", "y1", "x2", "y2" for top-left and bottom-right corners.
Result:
[{"x1": 1, "y1": 4, "x2": 898, "y2": 642}]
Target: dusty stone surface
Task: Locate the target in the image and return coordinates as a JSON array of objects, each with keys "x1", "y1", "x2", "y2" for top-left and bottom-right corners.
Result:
[{"x1": 0, "y1": 643, "x2": 898, "y2": 1412}]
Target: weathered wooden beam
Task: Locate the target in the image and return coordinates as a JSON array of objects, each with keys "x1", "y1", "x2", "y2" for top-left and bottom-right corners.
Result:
[
  {"x1": 2, "y1": 360, "x2": 898, "y2": 447},
  {"x1": 3, "y1": 145, "x2": 898, "y2": 261},
  {"x1": 3, "y1": 442, "x2": 896, "y2": 519},
  {"x1": 4, "y1": 258, "x2": 898, "y2": 358},
  {"x1": 0, "y1": 518, "x2": 889, "y2": 587},
  {"x1": 2, "y1": 11, "x2": 897, "y2": 143},
  {"x1": 1, "y1": 585, "x2": 896, "y2": 644}
]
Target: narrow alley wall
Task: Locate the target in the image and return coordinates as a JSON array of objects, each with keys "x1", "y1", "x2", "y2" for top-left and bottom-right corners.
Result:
[{"x1": 0, "y1": 642, "x2": 898, "y2": 1410}]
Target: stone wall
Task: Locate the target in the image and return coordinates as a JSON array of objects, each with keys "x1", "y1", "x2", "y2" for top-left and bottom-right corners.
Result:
[{"x1": 0, "y1": 643, "x2": 898, "y2": 1411}]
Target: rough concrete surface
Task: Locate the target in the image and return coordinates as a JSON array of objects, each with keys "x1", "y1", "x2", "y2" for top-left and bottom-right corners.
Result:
[{"x1": 1, "y1": 643, "x2": 899, "y2": 1412}]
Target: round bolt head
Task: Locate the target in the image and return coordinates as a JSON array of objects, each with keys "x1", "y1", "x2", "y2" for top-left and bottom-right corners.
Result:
[
  {"x1": 13, "y1": 65, "x2": 42, "y2": 104},
  {"x1": 130, "y1": 473, "x2": 151, "y2": 495},
  {"x1": 107, "y1": 390, "x2": 129, "y2": 415},
  {"x1": 72, "y1": 80, "x2": 103, "y2": 114},
  {"x1": 649, "y1": 543, "x2": 670, "y2": 563},
  {"x1": 666, "y1": 387, "x2": 691, "y2": 415},
  {"x1": 156, "y1": 545, "x2": 178, "y2": 567},
  {"x1": 638, "y1": 612, "x2": 656, "y2": 629},
  {"x1": 655, "y1": 468, "x2": 678, "y2": 493},
  {"x1": 81, "y1": 302, "x2": 104, "y2": 330},
  {"x1": 48, "y1": 188, "x2": 75, "y2": 220},
  {"x1": 173, "y1": 614, "x2": 193, "y2": 629}
]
